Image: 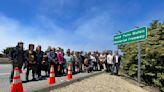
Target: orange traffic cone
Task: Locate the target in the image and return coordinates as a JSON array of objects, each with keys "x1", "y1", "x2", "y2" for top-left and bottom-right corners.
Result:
[
  {"x1": 66, "y1": 64, "x2": 72, "y2": 81},
  {"x1": 48, "y1": 65, "x2": 56, "y2": 85},
  {"x1": 11, "y1": 67, "x2": 24, "y2": 92}
]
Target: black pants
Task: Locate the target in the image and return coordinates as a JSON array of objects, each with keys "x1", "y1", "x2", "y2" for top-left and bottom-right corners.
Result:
[
  {"x1": 58, "y1": 64, "x2": 64, "y2": 75},
  {"x1": 115, "y1": 63, "x2": 120, "y2": 75},
  {"x1": 37, "y1": 64, "x2": 42, "y2": 78},
  {"x1": 10, "y1": 64, "x2": 23, "y2": 82},
  {"x1": 93, "y1": 62, "x2": 98, "y2": 71},
  {"x1": 72, "y1": 62, "x2": 76, "y2": 74},
  {"x1": 50, "y1": 63, "x2": 58, "y2": 76},
  {"x1": 26, "y1": 64, "x2": 37, "y2": 80},
  {"x1": 77, "y1": 62, "x2": 82, "y2": 72},
  {"x1": 106, "y1": 64, "x2": 112, "y2": 72}
]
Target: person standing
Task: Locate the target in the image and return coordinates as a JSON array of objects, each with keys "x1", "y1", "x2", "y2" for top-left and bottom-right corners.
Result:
[
  {"x1": 80, "y1": 51, "x2": 85, "y2": 72},
  {"x1": 56, "y1": 47, "x2": 64, "y2": 76},
  {"x1": 64, "y1": 49, "x2": 73, "y2": 72},
  {"x1": 36, "y1": 45, "x2": 44, "y2": 79},
  {"x1": 71, "y1": 51, "x2": 76, "y2": 74},
  {"x1": 42, "y1": 50, "x2": 50, "y2": 77},
  {"x1": 74, "y1": 52, "x2": 83, "y2": 73},
  {"x1": 84, "y1": 53, "x2": 89, "y2": 72},
  {"x1": 106, "y1": 50, "x2": 113, "y2": 73},
  {"x1": 48, "y1": 48, "x2": 58, "y2": 76},
  {"x1": 99, "y1": 52, "x2": 107, "y2": 71},
  {"x1": 113, "y1": 51, "x2": 121, "y2": 75},
  {"x1": 25, "y1": 44, "x2": 37, "y2": 81},
  {"x1": 9, "y1": 42, "x2": 25, "y2": 83},
  {"x1": 95, "y1": 51, "x2": 100, "y2": 71},
  {"x1": 90, "y1": 52, "x2": 97, "y2": 71}
]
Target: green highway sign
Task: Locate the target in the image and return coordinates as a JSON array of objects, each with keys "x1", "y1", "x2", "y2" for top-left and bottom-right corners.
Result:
[{"x1": 114, "y1": 27, "x2": 147, "y2": 45}]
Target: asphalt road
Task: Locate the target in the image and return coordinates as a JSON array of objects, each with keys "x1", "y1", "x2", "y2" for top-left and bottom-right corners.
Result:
[{"x1": 0, "y1": 64, "x2": 101, "y2": 92}]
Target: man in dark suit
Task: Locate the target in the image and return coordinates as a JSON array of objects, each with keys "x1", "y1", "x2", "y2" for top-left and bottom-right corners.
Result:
[
  {"x1": 36, "y1": 45, "x2": 44, "y2": 79},
  {"x1": 113, "y1": 51, "x2": 121, "y2": 75},
  {"x1": 9, "y1": 42, "x2": 25, "y2": 83}
]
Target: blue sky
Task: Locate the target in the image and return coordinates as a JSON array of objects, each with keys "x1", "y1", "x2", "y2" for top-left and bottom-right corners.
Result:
[{"x1": 0, "y1": 0, "x2": 164, "y2": 52}]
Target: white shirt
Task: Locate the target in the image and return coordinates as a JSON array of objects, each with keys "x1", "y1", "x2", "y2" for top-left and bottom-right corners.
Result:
[
  {"x1": 99, "y1": 54, "x2": 106, "y2": 62},
  {"x1": 107, "y1": 54, "x2": 113, "y2": 64},
  {"x1": 115, "y1": 56, "x2": 119, "y2": 63},
  {"x1": 90, "y1": 55, "x2": 96, "y2": 62}
]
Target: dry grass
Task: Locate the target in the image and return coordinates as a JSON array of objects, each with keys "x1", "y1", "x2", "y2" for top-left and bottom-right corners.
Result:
[
  {"x1": 51, "y1": 73, "x2": 148, "y2": 92},
  {"x1": 0, "y1": 58, "x2": 11, "y2": 64}
]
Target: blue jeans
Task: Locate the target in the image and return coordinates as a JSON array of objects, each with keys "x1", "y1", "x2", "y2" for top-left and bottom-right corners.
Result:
[{"x1": 111, "y1": 63, "x2": 120, "y2": 75}]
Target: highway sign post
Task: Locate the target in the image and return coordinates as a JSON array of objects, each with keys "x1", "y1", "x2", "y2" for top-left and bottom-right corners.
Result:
[{"x1": 114, "y1": 27, "x2": 147, "y2": 86}]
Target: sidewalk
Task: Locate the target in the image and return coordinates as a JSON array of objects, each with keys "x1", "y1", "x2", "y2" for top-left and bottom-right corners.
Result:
[{"x1": 35, "y1": 71, "x2": 104, "y2": 92}]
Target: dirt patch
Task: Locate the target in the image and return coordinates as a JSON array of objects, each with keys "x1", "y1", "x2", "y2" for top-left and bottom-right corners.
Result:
[
  {"x1": 120, "y1": 73, "x2": 160, "y2": 92},
  {"x1": 0, "y1": 58, "x2": 11, "y2": 64},
  {"x1": 51, "y1": 73, "x2": 148, "y2": 92}
]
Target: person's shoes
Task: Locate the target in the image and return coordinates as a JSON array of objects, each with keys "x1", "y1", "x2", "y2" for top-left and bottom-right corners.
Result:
[
  {"x1": 56, "y1": 74, "x2": 61, "y2": 77},
  {"x1": 10, "y1": 80, "x2": 13, "y2": 84},
  {"x1": 26, "y1": 79, "x2": 29, "y2": 82},
  {"x1": 46, "y1": 74, "x2": 49, "y2": 77},
  {"x1": 38, "y1": 76, "x2": 42, "y2": 80},
  {"x1": 26, "y1": 77, "x2": 29, "y2": 81},
  {"x1": 32, "y1": 78, "x2": 37, "y2": 81}
]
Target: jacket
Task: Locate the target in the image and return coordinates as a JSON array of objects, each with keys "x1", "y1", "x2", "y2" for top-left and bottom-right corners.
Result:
[
  {"x1": 36, "y1": 51, "x2": 44, "y2": 65},
  {"x1": 57, "y1": 52, "x2": 64, "y2": 64},
  {"x1": 25, "y1": 50, "x2": 37, "y2": 65},
  {"x1": 113, "y1": 55, "x2": 121, "y2": 64},
  {"x1": 48, "y1": 51, "x2": 57, "y2": 63},
  {"x1": 10, "y1": 46, "x2": 25, "y2": 67}
]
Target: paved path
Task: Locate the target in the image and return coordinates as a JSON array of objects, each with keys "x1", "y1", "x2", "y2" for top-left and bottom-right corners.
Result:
[{"x1": 0, "y1": 64, "x2": 101, "y2": 92}]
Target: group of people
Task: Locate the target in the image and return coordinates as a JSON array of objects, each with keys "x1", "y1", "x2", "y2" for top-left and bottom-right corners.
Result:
[{"x1": 9, "y1": 42, "x2": 121, "y2": 83}]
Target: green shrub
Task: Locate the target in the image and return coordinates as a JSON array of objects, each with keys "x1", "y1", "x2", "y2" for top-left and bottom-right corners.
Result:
[{"x1": 120, "y1": 20, "x2": 164, "y2": 91}]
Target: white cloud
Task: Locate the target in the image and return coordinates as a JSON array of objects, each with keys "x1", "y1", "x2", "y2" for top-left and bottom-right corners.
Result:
[
  {"x1": 0, "y1": 10, "x2": 116, "y2": 53},
  {"x1": 73, "y1": 12, "x2": 115, "y2": 50},
  {"x1": 0, "y1": 15, "x2": 67, "y2": 52}
]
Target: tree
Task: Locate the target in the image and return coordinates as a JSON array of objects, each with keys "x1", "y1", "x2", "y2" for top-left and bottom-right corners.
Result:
[
  {"x1": 120, "y1": 20, "x2": 164, "y2": 91},
  {"x1": 2, "y1": 47, "x2": 14, "y2": 57}
]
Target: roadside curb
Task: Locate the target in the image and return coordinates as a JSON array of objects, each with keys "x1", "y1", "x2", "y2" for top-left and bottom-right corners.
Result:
[{"x1": 35, "y1": 71, "x2": 105, "y2": 92}]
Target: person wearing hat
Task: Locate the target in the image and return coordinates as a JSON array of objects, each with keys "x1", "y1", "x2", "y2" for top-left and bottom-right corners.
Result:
[
  {"x1": 25, "y1": 44, "x2": 37, "y2": 81},
  {"x1": 9, "y1": 42, "x2": 25, "y2": 83}
]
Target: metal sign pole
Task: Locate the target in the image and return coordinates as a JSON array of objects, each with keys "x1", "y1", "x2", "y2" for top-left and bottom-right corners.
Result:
[{"x1": 137, "y1": 42, "x2": 141, "y2": 86}]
